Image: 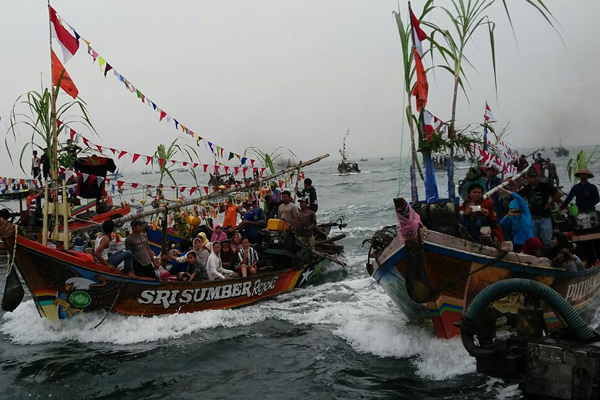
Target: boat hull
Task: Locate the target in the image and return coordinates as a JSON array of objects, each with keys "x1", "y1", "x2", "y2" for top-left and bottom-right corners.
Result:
[
  {"x1": 2, "y1": 224, "x2": 322, "y2": 321},
  {"x1": 371, "y1": 230, "x2": 600, "y2": 339}
]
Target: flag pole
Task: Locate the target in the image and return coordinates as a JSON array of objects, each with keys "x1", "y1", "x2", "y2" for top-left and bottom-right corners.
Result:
[
  {"x1": 44, "y1": 0, "x2": 59, "y2": 245},
  {"x1": 407, "y1": 2, "x2": 420, "y2": 204}
]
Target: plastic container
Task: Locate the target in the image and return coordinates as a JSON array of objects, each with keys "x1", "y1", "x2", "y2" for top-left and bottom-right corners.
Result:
[
  {"x1": 267, "y1": 219, "x2": 289, "y2": 231},
  {"x1": 568, "y1": 203, "x2": 579, "y2": 216}
]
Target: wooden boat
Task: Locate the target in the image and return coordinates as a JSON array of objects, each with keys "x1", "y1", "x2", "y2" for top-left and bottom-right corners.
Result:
[
  {"x1": 555, "y1": 143, "x2": 570, "y2": 157},
  {"x1": 366, "y1": 203, "x2": 600, "y2": 339},
  {"x1": 0, "y1": 217, "x2": 325, "y2": 320},
  {"x1": 337, "y1": 130, "x2": 360, "y2": 174},
  {"x1": 337, "y1": 161, "x2": 360, "y2": 174}
]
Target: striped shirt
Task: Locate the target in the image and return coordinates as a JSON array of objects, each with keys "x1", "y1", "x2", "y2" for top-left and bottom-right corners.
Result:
[{"x1": 237, "y1": 246, "x2": 259, "y2": 265}]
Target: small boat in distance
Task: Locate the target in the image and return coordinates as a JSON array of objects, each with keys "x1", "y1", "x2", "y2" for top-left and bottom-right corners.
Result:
[
  {"x1": 337, "y1": 130, "x2": 360, "y2": 174},
  {"x1": 359, "y1": 158, "x2": 368, "y2": 162},
  {"x1": 555, "y1": 141, "x2": 569, "y2": 157}
]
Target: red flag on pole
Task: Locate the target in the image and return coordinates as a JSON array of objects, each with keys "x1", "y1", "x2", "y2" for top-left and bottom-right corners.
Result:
[
  {"x1": 410, "y1": 9, "x2": 427, "y2": 57},
  {"x1": 49, "y1": 6, "x2": 79, "y2": 63},
  {"x1": 51, "y1": 50, "x2": 78, "y2": 99},
  {"x1": 412, "y1": 49, "x2": 428, "y2": 111}
]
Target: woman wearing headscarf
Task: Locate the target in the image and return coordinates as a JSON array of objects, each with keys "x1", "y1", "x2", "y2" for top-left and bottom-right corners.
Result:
[
  {"x1": 206, "y1": 241, "x2": 238, "y2": 281},
  {"x1": 498, "y1": 187, "x2": 534, "y2": 252}
]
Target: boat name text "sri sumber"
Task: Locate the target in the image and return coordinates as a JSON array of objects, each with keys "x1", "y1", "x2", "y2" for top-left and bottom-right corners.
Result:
[{"x1": 137, "y1": 277, "x2": 280, "y2": 309}]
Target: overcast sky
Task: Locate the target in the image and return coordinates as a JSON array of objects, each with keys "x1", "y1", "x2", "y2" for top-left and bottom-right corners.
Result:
[{"x1": 1, "y1": 0, "x2": 599, "y2": 178}]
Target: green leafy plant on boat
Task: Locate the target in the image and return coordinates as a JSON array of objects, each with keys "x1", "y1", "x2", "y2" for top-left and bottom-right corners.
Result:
[
  {"x1": 243, "y1": 147, "x2": 298, "y2": 175},
  {"x1": 6, "y1": 83, "x2": 95, "y2": 174},
  {"x1": 154, "y1": 138, "x2": 199, "y2": 187},
  {"x1": 567, "y1": 147, "x2": 600, "y2": 183}
]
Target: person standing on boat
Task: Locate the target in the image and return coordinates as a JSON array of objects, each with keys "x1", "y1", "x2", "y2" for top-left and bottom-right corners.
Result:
[
  {"x1": 517, "y1": 168, "x2": 563, "y2": 248},
  {"x1": 26, "y1": 188, "x2": 43, "y2": 232},
  {"x1": 515, "y1": 154, "x2": 529, "y2": 173},
  {"x1": 31, "y1": 150, "x2": 41, "y2": 180},
  {"x1": 251, "y1": 199, "x2": 265, "y2": 223},
  {"x1": 94, "y1": 220, "x2": 134, "y2": 276},
  {"x1": 498, "y1": 188, "x2": 534, "y2": 252},
  {"x1": 237, "y1": 201, "x2": 260, "y2": 244},
  {"x1": 125, "y1": 219, "x2": 156, "y2": 278},
  {"x1": 545, "y1": 158, "x2": 559, "y2": 187},
  {"x1": 295, "y1": 178, "x2": 318, "y2": 213},
  {"x1": 222, "y1": 197, "x2": 239, "y2": 231},
  {"x1": 560, "y1": 168, "x2": 599, "y2": 213},
  {"x1": 278, "y1": 190, "x2": 298, "y2": 229},
  {"x1": 295, "y1": 197, "x2": 317, "y2": 247},
  {"x1": 40, "y1": 148, "x2": 50, "y2": 182}
]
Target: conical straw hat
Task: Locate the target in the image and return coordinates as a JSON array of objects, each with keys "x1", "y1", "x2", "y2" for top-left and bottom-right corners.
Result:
[{"x1": 575, "y1": 167, "x2": 594, "y2": 178}]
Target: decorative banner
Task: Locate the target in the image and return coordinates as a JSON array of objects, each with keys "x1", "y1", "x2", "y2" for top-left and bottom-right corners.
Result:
[
  {"x1": 59, "y1": 168, "x2": 257, "y2": 196},
  {"x1": 59, "y1": 121, "x2": 266, "y2": 177},
  {"x1": 51, "y1": 6, "x2": 257, "y2": 167}
]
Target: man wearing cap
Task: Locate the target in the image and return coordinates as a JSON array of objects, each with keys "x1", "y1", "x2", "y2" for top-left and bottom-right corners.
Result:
[
  {"x1": 517, "y1": 168, "x2": 563, "y2": 248},
  {"x1": 125, "y1": 220, "x2": 156, "y2": 278},
  {"x1": 295, "y1": 197, "x2": 317, "y2": 247},
  {"x1": 560, "y1": 167, "x2": 599, "y2": 213}
]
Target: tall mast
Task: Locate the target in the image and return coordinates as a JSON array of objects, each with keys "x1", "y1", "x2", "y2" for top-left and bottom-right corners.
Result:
[{"x1": 44, "y1": 0, "x2": 60, "y2": 245}]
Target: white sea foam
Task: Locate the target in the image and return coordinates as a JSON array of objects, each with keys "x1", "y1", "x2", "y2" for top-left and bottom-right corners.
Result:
[
  {"x1": 0, "y1": 301, "x2": 268, "y2": 345},
  {"x1": 262, "y1": 277, "x2": 476, "y2": 380},
  {"x1": 1, "y1": 275, "x2": 476, "y2": 381}
]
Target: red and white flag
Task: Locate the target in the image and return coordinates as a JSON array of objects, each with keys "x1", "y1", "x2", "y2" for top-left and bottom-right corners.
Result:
[
  {"x1": 484, "y1": 102, "x2": 496, "y2": 123},
  {"x1": 423, "y1": 109, "x2": 444, "y2": 141},
  {"x1": 410, "y1": 8, "x2": 427, "y2": 57},
  {"x1": 49, "y1": 6, "x2": 79, "y2": 63}
]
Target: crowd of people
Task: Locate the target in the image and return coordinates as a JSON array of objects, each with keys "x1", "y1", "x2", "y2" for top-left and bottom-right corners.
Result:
[
  {"x1": 458, "y1": 155, "x2": 599, "y2": 270},
  {"x1": 91, "y1": 178, "x2": 320, "y2": 281}
]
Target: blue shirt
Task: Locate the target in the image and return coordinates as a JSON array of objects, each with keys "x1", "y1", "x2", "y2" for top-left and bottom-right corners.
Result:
[
  {"x1": 561, "y1": 182, "x2": 599, "y2": 212},
  {"x1": 500, "y1": 193, "x2": 534, "y2": 245},
  {"x1": 242, "y1": 209, "x2": 259, "y2": 238}
]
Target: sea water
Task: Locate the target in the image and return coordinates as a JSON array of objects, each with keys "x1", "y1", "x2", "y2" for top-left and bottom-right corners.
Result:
[{"x1": 1, "y1": 154, "x2": 597, "y2": 399}]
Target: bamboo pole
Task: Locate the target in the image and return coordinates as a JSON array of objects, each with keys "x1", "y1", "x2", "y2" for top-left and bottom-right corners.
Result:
[{"x1": 70, "y1": 153, "x2": 329, "y2": 234}]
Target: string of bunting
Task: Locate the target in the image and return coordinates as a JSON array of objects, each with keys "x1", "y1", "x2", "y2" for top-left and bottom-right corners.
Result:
[
  {"x1": 58, "y1": 121, "x2": 266, "y2": 177},
  {"x1": 53, "y1": 7, "x2": 257, "y2": 167},
  {"x1": 59, "y1": 168, "x2": 296, "y2": 202},
  {"x1": 0, "y1": 177, "x2": 38, "y2": 188}
]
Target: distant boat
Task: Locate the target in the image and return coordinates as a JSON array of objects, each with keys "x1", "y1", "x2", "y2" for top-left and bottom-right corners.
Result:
[
  {"x1": 175, "y1": 168, "x2": 187, "y2": 173},
  {"x1": 555, "y1": 142, "x2": 569, "y2": 157},
  {"x1": 141, "y1": 170, "x2": 153, "y2": 175},
  {"x1": 380, "y1": 157, "x2": 384, "y2": 160},
  {"x1": 359, "y1": 158, "x2": 368, "y2": 162},
  {"x1": 337, "y1": 130, "x2": 360, "y2": 174}
]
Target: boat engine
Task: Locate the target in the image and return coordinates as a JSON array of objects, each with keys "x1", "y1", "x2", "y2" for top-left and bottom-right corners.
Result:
[{"x1": 461, "y1": 279, "x2": 600, "y2": 400}]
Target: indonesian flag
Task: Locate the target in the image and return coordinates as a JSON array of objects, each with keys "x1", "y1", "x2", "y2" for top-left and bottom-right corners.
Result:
[
  {"x1": 484, "y1": 102, "x2": 496, "y2": 123},
  {"x1": 51, "y1": 50, "x2": 79, "y2": 99},
  {"x1": 412, "y1": 48, "x2": 428, "y2": 111},
  {"x1": 49, "y1": 6, "x2": 79, "y2": 63},
  {"x1": 410, "y1": 8, "x2": 427, "y2": 57},
  {"x1": 423, "y1": 109, "x2": 443, "y2": 141}
]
